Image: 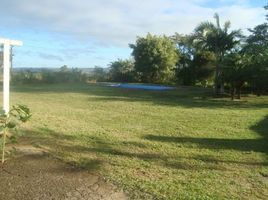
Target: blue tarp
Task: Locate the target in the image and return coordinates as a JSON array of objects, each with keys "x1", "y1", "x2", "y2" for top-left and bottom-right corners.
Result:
[{"x1": 109, "y1": 83, "x2": 174, "y2": 90}]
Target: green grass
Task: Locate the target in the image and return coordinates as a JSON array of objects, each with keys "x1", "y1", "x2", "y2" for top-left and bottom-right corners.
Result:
[{"x1": 7, "y1": 83, "x2": 268, "y2": 199}]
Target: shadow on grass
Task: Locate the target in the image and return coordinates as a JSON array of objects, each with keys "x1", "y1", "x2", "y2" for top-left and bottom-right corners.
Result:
[
  {"x1": 143, "y1": 136, "x2": 268, "y2": 154},
  {"x1": 144, "y1": 115, "x2": 268, "y2": 155},
  {"x1": 11, "y1": 83, "x2": 268, "y2": 109},
  {"x1": 20, "y1": 117, "x2": 268, "y2": 173},
  {"x1": 18, "y1": 129, "x2": 104, "y2": 172},
  {"x1": 250, "y1": 115, "x2": 268, "y2": 139}
]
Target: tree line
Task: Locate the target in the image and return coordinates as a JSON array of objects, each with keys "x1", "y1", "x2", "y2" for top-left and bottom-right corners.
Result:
[
  {"x1": 104, "y1": 6, "x2": 268, "y2": 98},
  {"x1": 11, "y1": 65, "x2": 88, "y2": 84},
  {"x1": 11, "y1": 5, "x2": 267, "y2": 99}
]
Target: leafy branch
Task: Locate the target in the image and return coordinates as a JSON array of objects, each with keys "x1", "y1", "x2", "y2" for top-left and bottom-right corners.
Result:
[{"x1": 0, "y1": 105, "x2": 31, "y2": 164}]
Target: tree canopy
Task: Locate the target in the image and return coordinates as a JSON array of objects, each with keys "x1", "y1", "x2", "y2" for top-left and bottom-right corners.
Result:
[
  {"x1": 130, "y1": 34, "x2": 178, "y2": 83},
  {"x1": 98, "y1": 7, "x2": 268, "y2": 99},
  {"x1": 109, "y1": 59, "x2": 135, "y2": 82},
  {"x1": 192, "y1": 13, "x2": 242, "y2": 94},
  {"x1": 172, "y1": 34, "x2": 215, "y2": 86}
]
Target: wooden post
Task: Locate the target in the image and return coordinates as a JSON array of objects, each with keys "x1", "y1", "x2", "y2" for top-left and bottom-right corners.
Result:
[{"x1": 0, "y1": 38, "x2": 23, "y2": 114}]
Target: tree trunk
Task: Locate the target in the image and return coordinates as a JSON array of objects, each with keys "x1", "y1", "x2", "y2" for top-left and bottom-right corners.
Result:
[
  {"x1": 231, "y1": 86, "x2": 236, "y2": 100},
  {"x1": 214, "y1": 62, "x2": 220, "y2": 95},
  {"x1": 214, "y1": 52, "x2": 223, "y2": 96},
  {"x1": 237, "y1": 88, "x2": 241, "y2": 99},
  {"x1": 236, "y1": 81, "x2": 244, "y2": 100},
  {"x1": 220, "y1": 83, "x2": 224, "y2": 94}
]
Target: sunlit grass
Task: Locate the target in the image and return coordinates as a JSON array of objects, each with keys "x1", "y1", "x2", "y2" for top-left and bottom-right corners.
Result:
[{"x1": 7, "y1": 83, "x2": 268, "y2": 199}]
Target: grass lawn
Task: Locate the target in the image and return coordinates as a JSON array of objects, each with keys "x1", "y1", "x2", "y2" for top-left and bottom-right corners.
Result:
[{"x1": 6, "y1": 83, "x2": 268, "y2": 199}]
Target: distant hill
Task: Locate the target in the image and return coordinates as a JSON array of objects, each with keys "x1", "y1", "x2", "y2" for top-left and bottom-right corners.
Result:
[{"x1": 12, "y1": 67, "x2": 109, "y2": 74}]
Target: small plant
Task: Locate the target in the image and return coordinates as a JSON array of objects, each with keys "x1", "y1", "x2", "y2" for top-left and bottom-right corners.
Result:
[{"x1": 0, "y1": 105, "x2": 31, "y2": 164}]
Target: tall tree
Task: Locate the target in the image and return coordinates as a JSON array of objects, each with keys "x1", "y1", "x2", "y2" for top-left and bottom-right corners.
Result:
[
  {"x1": 130, "y1": 33, "x2": 178, "y2": 83},
  {"x1": 222, "y1": 51, "x2": 249, "y2": 99},
  {"x1": 243, "y1": 23, "x2": 268, "y2": 95},
  {"x1": 265, "y1": 3, "x2": 268, "y2": 20},
  {"x1": 193, "y1": 13, "x2": 242, "y2": 95},
  {"x1": 172, "y1": 34, "x2": 215, "y2": 86}
]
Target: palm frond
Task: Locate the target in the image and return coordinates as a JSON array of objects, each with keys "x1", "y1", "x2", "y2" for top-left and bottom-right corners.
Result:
[
  {"x1": 194, "y1": 22, "x2": 217, "y2": 34},
  {"x1": 224, "y1": 21, "x2": 231, "y2": 32},
  {"x1": 214, "y1": 13, "x2": 220, "y2": 28}
]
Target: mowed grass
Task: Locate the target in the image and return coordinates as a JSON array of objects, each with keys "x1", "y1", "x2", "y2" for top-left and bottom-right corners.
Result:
[{"x1": 7, "y1": 83, "x2": 268, "y2": 199}]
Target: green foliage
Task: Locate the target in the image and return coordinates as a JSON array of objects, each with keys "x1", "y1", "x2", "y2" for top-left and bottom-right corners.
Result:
[
  {"x1": 193, "y1": 51, "x2": 215, "y2": 83},
  {"x1": 220, "y1": 23, "x2": 268, "y2": 98},
  {"x1": 89, "y1": 66, "x2": 108, "y2": 82},
  {"x1": 243, "y1": 23, "x2": 268, "y2": 95},
  {"x1": 193, "y1": 13, "x2": 242, "y2": 94},
  {"x1": 9, "y1": 11, "x2": 267, "y2": 98},
  {"x1": 109, "y1": 59, "x2": 136, "y2": 82},
  {"x1": 193, "y1": 17, "x2": 242, "y2": 55},
  {"x1": 11, "y1": 70, "x2": 42, "y2": 84},
  {"x1": 222, "y1": 51, "x2": 249, "y2": 99},
  {"x1": 245, "y1": 23, "x2": 268, "y2": 55},
  {"x1": 12, "y1": 66, "x2": 88, "y2": 84},
  {"x1": 41, "y1": 71, "x2": 58, "y2": 84},
  {"x1": 45, "y1": 67, "x2": 88, "y2": 83},
  {"x1": 171, "y1": 13, "x2": 266, "y2": 96},
  {"x1": 130, "y1": 33, "x2": 178, "y2": 84},
  {"x1": 173, "y1": 34, "x2": 215, "y2": 86},
  {"x1": 0, "y1": 105, "x2": 31, "y2": 163}
]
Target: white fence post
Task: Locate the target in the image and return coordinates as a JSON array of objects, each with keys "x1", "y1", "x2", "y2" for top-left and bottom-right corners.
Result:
[
  {"x1": 3, "y1": 42, "x2": 10, "y2": 114},
  {"x1": 0, "y1": 38, "x2": 23, "y2": 114}
]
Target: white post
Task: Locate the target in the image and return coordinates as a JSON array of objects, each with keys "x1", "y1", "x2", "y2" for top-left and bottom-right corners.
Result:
[
  {"x1": 0, "y1": 38, "x2": 23, "y2": 114},
  {"x1": 3, "y1": 42, "x2": 10, "y2": 114}
]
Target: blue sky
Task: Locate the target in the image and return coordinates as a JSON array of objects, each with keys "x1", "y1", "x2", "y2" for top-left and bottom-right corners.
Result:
[{"x1": 0, "y1": 0, "x2": 266, "y2": 68}]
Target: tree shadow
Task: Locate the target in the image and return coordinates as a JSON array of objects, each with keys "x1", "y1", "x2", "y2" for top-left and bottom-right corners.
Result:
[
  {"x1": 144, "y1": 115, "x2": 268, "y2": 155},
  {"x1": 17, "y1": 128, "x2": 104, "y2": 172},
  {"x1": 143, "y1": 135, "x2": 268, "y2": 154},
  {"x1": 250, "y1": 115, "x2": 268, "y2": 140},
  {"x1": 19, "y1": 122, "x2": 268, "y2": 173}
]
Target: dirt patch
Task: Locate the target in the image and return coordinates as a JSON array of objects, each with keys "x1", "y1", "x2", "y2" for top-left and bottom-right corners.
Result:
[{"x1": 0, "y1": 145, "x2": 127, "y2": 200}]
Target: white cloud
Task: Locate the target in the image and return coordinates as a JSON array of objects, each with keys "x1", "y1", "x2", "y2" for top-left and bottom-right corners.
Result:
[{"x1": 0, "y1": 0, "x2": 266, "y2": 47}]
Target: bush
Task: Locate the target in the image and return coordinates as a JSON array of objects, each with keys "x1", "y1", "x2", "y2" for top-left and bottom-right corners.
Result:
[
  {"x1": 109, "y1": 59, "x2": 136, "y2": 82},
  {"x1": 88, "y1": 66, "x2": 109, "y2": 82}
]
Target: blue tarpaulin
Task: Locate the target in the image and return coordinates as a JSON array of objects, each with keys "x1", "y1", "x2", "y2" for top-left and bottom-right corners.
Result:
[{"x1": 109, "y1": 83, "x2": 174, "y2": 91}]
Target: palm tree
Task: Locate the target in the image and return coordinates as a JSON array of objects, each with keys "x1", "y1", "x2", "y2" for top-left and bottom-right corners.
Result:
[
  {"x1": 265, "y1": 4, "x2": 268, "y2": 20},
  {"x1": 193, "y1": 13, "x2": 242, "y2": 95}
]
